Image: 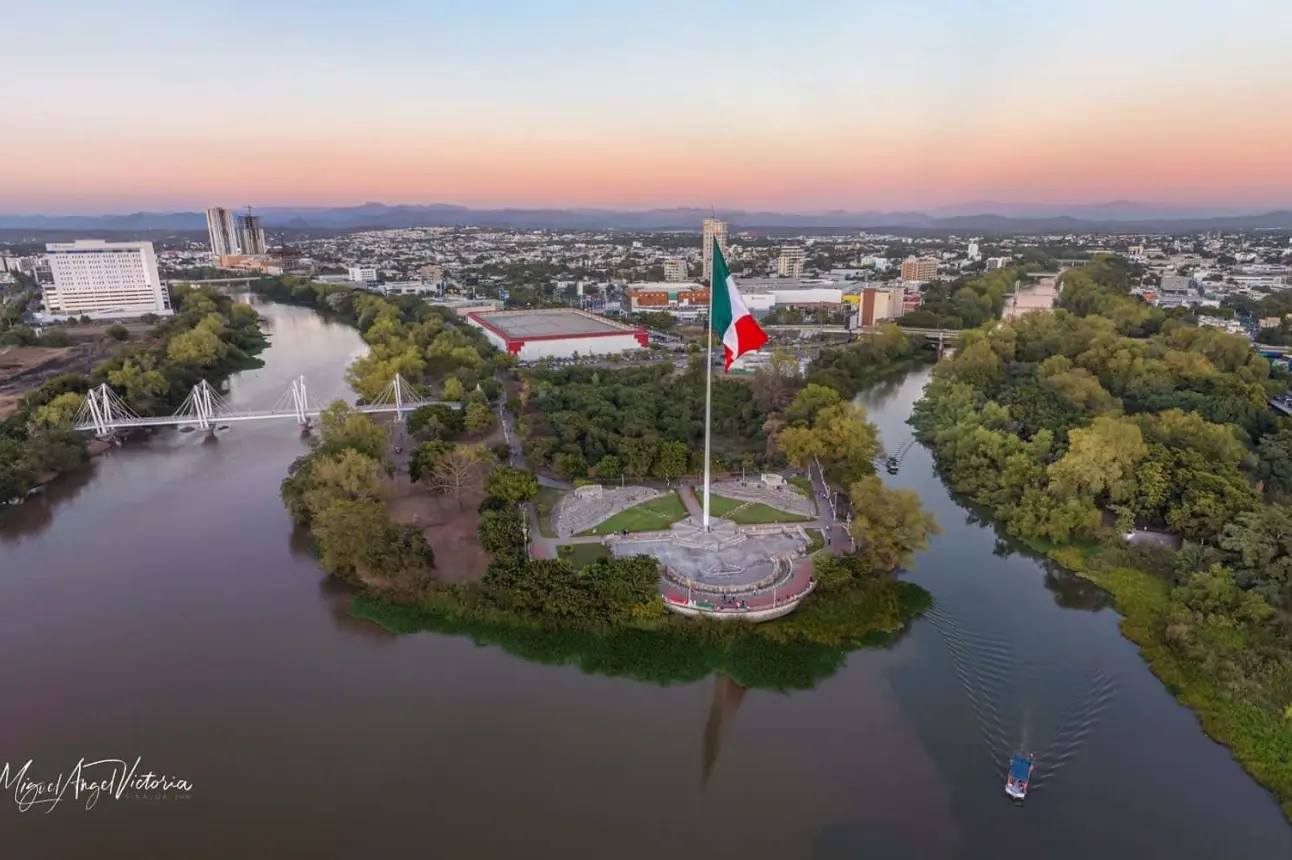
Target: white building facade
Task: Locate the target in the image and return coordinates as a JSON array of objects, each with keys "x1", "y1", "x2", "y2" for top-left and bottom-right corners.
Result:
[
  {"x1": 206, "y1": 207, "x2": 237, "y2": 256},
  {"x1": 348, "y1": 266, "x2": 378, "y2": 286},
  {"x1": 778, "y1": 247, "x2": 805, "y2": 278},
  {"x1": 702, "y1": 218, "x2": 728, "y2": 282},
  {"x1": 663, "y1": 259, "x2": 688, "y2": 282},
  {"x1": 43, "y1": 240, "x2": 171, "y2": 319}
]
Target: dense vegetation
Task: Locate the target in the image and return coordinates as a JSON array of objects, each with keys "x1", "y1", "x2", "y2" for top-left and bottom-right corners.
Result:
[
  {"x1": 521, "y1": 326, "x2": 928, "y2": 479},
  {"x1": 899, "y1": 267, "x2": 1022, "y2": 330},
  {"x1": 0, "y1": 287, "x2": 267, "y2": 504},
  {"x1": 521, "y1": 363, "x2": 770, "y2": 479},
  {"x1": 249, "y1": 274, "x2": 505, "y2": 402},
  {"x1": 913, "y1": 255, "x2": 1292, "y2": 818}
]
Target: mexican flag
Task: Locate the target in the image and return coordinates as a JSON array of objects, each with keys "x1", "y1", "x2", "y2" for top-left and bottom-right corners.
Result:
[{"x1": 711, "y1": 241, "x2": 768, "y2": 371}]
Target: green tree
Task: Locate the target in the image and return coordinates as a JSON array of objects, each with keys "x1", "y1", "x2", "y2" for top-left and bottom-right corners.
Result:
[
  {"x1": 443, "y1": 376, "x2": 465, "y2": 403},
  {"x1": 409, "y1": 440, "x2": 453, "y2": 483},
  {"x1": 406, "y1": 403, "x2": 464, "y2": 441},
  {"x1": 464, "y1": 401, "x2": 497, "y2": 435},
  {"x1": 847, "y1": 476, "x2": 942, "y2": 572},
  {"x1": 653, "y1": 441, "x2": 689, "y2": 482},
  {"x1": 166, "y1": 327, "x2": 225, "y2": 365},
  {"x1": 486, "y1": 466, "x2": 539, "y2": 504},
  {"x1": 29, "y1": 392, "x2": 84, "y2": 431},
  {"x1": 479, "y1": 508, "x2": 527, "y2": 555},
  {"x1": 302, "y1": 450, "x2": 385, "y2": 520},
  {"x1": 594, "y1": 454, "x2": 622, "y2": 479},
  {"x1": 104, "y1": 324, "x2": 130, "y2": 341},
  {"x1": 317, "y1": 401, "x2": 387, "y2": 460},
  {"x1": 107, "y1": 360, "x2": 169, "y2": 411}
]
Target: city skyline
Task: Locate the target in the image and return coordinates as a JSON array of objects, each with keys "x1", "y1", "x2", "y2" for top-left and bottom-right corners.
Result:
[{"x1": 4, "y1": 0, "x2": 1292, "y2": 213}]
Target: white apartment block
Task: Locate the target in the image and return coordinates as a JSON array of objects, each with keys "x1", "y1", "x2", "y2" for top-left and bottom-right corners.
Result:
[
  {"x1": 777, "y1": 247, "x2": 805, "y2": 278},
  {"x1": 702, "y1": 218, "x2": 728, "y2": 282},
  {"x1": 43, "y1": 240, "x2": 171, "y2": 319},
  {"x1": 348, "y1": 266, "x2": 378, "y2": 286},
  {"x1": 985, "y1": 257, "x2": 1012, "y2": 271},
  {"x1": 206, "y1": 207, "x2": 237, "y2": 256},
  {"x1": 663, "y1": 258, "x2": 688, "y2": 282}
]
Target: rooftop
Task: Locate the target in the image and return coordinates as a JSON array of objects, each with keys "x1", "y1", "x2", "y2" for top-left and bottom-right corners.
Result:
[{"x1": 471, "y1": 309, "x2": 631, "y2": 339}]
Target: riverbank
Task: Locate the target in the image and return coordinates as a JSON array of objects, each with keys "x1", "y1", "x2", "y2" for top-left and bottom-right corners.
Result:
[
  {"x1": 910, "y1": 260, "x2": 1292, "y2": 823},
  {"x1": 1044, "y1": 543, "x2": 1292, "y2": 820},
  {"x1": 349, "y1": 578, "x2": 930, "y2": 691},
  {"x1": 0, "y1": 287, "x2": 268, "y2": 505}
]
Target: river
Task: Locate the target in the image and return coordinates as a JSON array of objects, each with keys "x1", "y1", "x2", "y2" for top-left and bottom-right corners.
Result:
[{"x1": 2, "y1": 298, "x2": 1288, "y2": 859}]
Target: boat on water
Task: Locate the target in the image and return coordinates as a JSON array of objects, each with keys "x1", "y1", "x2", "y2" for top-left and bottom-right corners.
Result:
[
  {"x1": 1006, "y1": 754, "x2": 1034, "y2": 801},
  {"x1": 885, "y1": 456, "x2": 900, "y2": 474}
]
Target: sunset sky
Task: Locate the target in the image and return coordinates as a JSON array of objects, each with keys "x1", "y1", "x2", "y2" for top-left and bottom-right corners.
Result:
[{"x1": 4, "y1": 0, "x2": 1291, "y2": 214}]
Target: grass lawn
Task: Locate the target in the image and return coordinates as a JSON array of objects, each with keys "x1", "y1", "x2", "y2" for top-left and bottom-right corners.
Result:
[
  {"x1": 708, "y1": 494, "x2": 812, "y2": 525},
  {"x1": 579, "y1": 492, "x2": 688, "y2": 535},
  {"x1": 559, "y1": 543, "x2": 611, "y2": 569},
  {"x1": 535, "y1": 487, "x2": 561, "y2": 538}
]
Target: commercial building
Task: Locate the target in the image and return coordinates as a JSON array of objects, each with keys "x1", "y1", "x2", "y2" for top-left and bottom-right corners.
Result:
[
  {"x1": 702, "y1": 218, "x2": 728, "y2": 282},
  {"x1": 466, "y1": 309, "x2": 647, "y2": 361},
  {"x1": 967, "y1": 242, "x2": 981, "y2": 261},
  {"x1": 43, "y1": 240, "x2": 171, "y2": 319},
  {"x1": 348, "y1": 266, "x2": 378, "y2": 286},
  {"x1": 985, "y1": 257, "x2": 1011, "y2": 271},
  {"x1": 663, "y1": 259, "x2": 688, "y2": 282},
  {"x1": 235, "y1": 214, "x2": 266, "y2": 255},
  {"x1": 900, "y1": 256, "x2": 939, "y2": 282},
  {"x1": 626, "y1": 282, "x2": 708, "y2": 311},
  {"x1": 206, "y1": 207, "x2": 237, "y2": 256},
  {"x1": 777, "y1": 247, "x2": 805, "y2": 278},
  {"x1": 735, "y1": 278, "x2": 844, "y2": 311},
  {"x1": 857, "y1": 286, "x2": 908, "y2": 326}
]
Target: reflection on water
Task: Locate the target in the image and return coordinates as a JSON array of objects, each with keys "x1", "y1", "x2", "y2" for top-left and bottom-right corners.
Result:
[
  {"x1": 701, "y1": 674, "x2": 747, "y2": 788},
  {"x1": 1043, "y1": 564, "x2": 1113, "y2": 612},
  {"x1": 0, "y1": 461, "x2": 97, "y2": 544},
  {"x1": 319, "y1": 577, "x2": 397, "y2": 645}
]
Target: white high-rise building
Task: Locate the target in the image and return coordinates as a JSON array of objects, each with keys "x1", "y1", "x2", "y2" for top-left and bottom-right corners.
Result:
[
  {"x1": 702, "y1": 218, "x2": 728, "y2": 282},
  {"x1": 663, "y1": 259, "x2": 688, "y2": 282},
  {"x1": 43, "y1": 240, "x2": 171, "y2": 319},
  {"x1": 967, "y1": 242, "x2": 981, "y2": 261},
  {"x1": 348, "y1": 266, "x2": 378, "y2": 286},
  {"x1": 206, "y1": 207, "x2": 237, "y2": 256},
  {"x1": 777, "y1": 247, "x2": 805, "y2": 278}
]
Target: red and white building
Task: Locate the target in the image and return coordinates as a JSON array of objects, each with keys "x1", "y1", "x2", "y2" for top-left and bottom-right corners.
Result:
[{"x1": 466, "y1": 309, "x2": 648, "y2": 361}]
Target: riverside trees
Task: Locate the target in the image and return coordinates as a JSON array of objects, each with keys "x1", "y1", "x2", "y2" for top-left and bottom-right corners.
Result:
[
  {"x1": 0, "y1": 286, "x2": 268, "y2": 505},
  {"x1": 913, "y1": 256, "x2": 1292, "y2": 811}
]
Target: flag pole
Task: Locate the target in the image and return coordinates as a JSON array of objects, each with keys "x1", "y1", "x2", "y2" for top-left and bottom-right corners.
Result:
[{"x1": 702, "y1": 237, "x2": 715, "y2": 531}]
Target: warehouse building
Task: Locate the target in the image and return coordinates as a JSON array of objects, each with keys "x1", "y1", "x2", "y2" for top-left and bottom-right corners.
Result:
[{"x1": 466, "y1": 309, "x2": 648, "y2": 361}]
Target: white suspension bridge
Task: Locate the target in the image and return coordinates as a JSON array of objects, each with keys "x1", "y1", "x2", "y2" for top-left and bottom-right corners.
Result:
[{"x1": 73, "y1": 373, "x2": 455, "y2": 437}]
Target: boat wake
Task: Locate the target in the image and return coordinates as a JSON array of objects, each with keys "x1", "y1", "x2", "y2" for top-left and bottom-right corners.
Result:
[{"x1": 924, "y1": 605, "x2": 1118, "y2": 794}]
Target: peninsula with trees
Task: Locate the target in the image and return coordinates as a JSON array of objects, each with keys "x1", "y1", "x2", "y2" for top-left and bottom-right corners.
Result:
[{"x1": 255, "y1": 274, "x2": 940, "y2": 690}]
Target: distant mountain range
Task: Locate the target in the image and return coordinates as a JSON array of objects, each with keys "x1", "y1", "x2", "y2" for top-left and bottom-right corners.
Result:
[{"x1": 2, "y1": 202, "x2": 1291, "y2": 234}]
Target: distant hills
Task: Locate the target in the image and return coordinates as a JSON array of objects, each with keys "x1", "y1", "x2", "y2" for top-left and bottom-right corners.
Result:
[{"x1": 1, "y1": 202, "x2": 1291, "y2": 235}]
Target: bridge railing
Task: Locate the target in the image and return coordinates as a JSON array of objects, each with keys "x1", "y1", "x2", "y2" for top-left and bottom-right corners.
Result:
[{"x1": 72, "y1": 373, "x2": 455, "y2": 436}]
